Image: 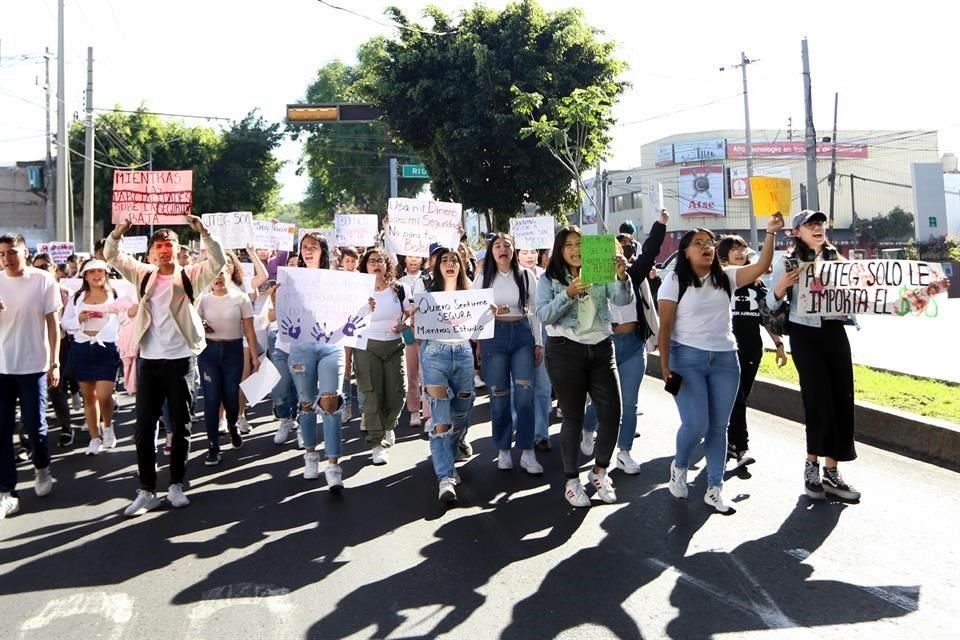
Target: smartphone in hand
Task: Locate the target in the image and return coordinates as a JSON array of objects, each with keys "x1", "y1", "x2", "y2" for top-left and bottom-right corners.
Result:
[
  {"x1": 664, "y1": 372, "x2": 683, "y2": 396},
  {"x1": 258, "y1": 279, "x2": 277, "y2": 293},
  {"x1": 784, "y1": 257, "x2": 799, "y2": 272}
]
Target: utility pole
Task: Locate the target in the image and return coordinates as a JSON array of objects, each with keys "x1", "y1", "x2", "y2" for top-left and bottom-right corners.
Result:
[
  {"x1": 787, "y1": 116, "x2": 793, "y2": 141},
  {"x1": 801, "y1": 37, "x2": 820, "y2": 211},
  {"x1": 722, "y1": 52, "x2": 758, "y2": 247},
  {"x1": 389, "y1": 157, "x2": 398, "y2": 199},
  {"x1": 600, "y1": 169, "x2": 608, "y2": 233},
  {"x1": 44, "y1": 47, "x2": 54, "y2": 235},
  {"x1": 55, "y1": 0, "x2": 68, "y2": 241},
  {"x1": 82, "y1": 46, "x2": 94, "y2": 252},
  {"x1": 827, "y1": 92, "x2": 838, "y2": 228}
]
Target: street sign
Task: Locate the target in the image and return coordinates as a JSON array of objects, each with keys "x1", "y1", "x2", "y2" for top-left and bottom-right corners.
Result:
[{"x1": 401, "y1": 164, "x2": 430, "y2": 179}]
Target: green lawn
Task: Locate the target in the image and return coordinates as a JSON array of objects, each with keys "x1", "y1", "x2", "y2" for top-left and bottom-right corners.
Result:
[{"x1": 757, "y1": 352, "x2": 960, "y2": 424}]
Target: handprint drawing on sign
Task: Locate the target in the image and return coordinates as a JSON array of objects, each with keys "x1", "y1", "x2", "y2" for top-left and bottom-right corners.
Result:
[
  {"x1": 280, "y1": 317, "x2": 302, "y2": 340},
  {"x1": 340, "y1": 312, "x2": 367, "y2": 337},
  {"x1": 311, "y1": 322, "x2": 333, "y2": 343}
]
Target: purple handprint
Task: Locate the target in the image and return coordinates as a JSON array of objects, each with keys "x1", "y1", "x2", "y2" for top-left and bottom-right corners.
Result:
[
  {"x1": 311, "y1": 322, "x2": 332, "y2": 343},
  {"x1": 280, "y1": 317, "x2": 302, "y2": 340},
  {"x1": 340, "y1": 313, "x2": 367, "y2": 337}
]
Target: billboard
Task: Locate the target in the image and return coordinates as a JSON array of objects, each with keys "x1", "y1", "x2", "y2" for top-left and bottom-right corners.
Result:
[
  {"x1": 655, "y1": 144, "x2": 674, "y2": 166},
  {"x1": 674, "y1": 139, "x2": 726, "y2": 164},
  {"x1": 679, "y1": 165, "x2": 725, "y2": 216},
  {"x1": 726, "y1": 141, "x2": 868, "y2": 159}
]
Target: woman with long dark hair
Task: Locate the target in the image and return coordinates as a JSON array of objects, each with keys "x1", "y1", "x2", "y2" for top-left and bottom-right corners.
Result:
[
  {"x1": 474, "y1": 233, "x2": 543, "y2": 473},
  {"x1": 420, "y1": 248, "x2": 476, "y2": 505},
  {"x1": 535, "y1": 226, "x2": 632, "y2": 507},
  {"x1": 716, "y1": 235, "x2": 787, "y2": 469},
  {"x1": 658, "y1": 215, "x2": 783, "y2": 513},
  {"x1": 767, "y1": 210, "x2": 860, "y2": 501},
  {"x1": 396, "y1": 255, "x2": 430, "y2": 428}
]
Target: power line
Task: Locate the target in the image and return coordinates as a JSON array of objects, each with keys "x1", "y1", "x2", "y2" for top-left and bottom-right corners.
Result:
[
  {"x1": 315, "y1": 0, "x2": 458, "y2": 36},
  {"x1": 93, "y1": 107, "x2": 233, "y2": 121}
]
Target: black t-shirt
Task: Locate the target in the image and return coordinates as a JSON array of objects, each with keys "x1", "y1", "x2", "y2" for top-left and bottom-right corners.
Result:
[{"x1": 731, "y1": 280, "x2": 767, "y2": 350}]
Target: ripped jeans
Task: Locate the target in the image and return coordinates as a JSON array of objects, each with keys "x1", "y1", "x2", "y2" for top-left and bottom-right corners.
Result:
[
  {"x1": 481, "y1": 319, "x2": 536, "y2": 451},
  {"x1": 288, "y1": 342, "x2": 345, "y2": 460},
  {"x1": 420, "y1": 340, "x2": 475, "y2": 481}
]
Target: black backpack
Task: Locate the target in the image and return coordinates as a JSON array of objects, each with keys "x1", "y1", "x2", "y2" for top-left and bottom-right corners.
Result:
[{"x1": 139, "y1": 269, "x2": 194, "y2": 304}]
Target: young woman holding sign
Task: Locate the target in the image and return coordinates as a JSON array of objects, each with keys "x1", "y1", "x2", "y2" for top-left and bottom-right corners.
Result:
[
  {"x1": 419, "y1": 247, "x2": 477, "y2": 505},
  {"x1": 535, "y1": 226, "x2": 632, "y2": 508},
  {"x1": 767, "y1": 210, "x2": 860, "y2": 502},
  {"x1": 474, "y1": 233, "x2": 543, "y2": 474},
  {"x1": 270, "y1": 232, "x2": 347, "y2": 491},
  {"x1": 396, "y1": 255, "x2": 430, "y2": 428},
  {"x1": 657, "y1": 214, "x2": 784, "y2": 514}
]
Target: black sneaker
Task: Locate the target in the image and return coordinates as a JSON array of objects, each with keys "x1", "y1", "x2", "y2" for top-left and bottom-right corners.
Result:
[
  {"x1": 804, "y1": 460, "x2": 825, "y2": 500},
  {"x1": 204, "y1": 449, "x2": 221, "y2": 466},
  {"x1": 230, "y1": 431, "x2": 243, "y2": 450},
  {"x1": 729, "y1": 448, "x2": 756, "y2": 469},
  {"x1": 58, "y1": 428, "x2": 76, "y2": 447},
  {"x1": 455, "y1": 440, "x2": 473, "y2": 461},
  {"x1": 822, "y1": 467, "x2": 861, "y2": 500}
]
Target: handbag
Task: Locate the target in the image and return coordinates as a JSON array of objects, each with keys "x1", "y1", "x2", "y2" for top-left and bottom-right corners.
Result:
[{"x1": 759, "y1": 290, "x2": 791, "y2": 337}]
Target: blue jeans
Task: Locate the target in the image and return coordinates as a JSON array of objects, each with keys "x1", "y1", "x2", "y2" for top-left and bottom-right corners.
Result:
[
  {"x1": 198, "y1": 339, "x2": 244, "y2": 452},
  {"x1": 268, "y1": 329, "x2": 296, "y2": 420},
  {"x1": 669, "y1": 342, "x2": 741, "y2": 488},
  {"x1": 288, "y1": 342, "x2": 345, "y2": 460},
  {"x1": 421, "y1": 340, "x2": 475, "y2": 481},
  {"x1": 481, "y1": 320, "x2": 536, "y2": 451},
  {"x1": 514, "y1": 361, "x2": 552, "y2": 443},
  {"x1": 584, "y1": 331, "x2": 647, "y2": 450},
  {"x1": 0, "y1": 372, "x2": 50, "y2": 495}
]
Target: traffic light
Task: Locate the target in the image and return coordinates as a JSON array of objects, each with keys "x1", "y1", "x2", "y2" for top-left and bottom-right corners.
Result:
[{"x1": 285, "y1": 103, "x2": 382, "y2": 124}]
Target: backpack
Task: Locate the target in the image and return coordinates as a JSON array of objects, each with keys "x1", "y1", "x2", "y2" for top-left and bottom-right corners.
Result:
[{"x1": 139, "y1": 269, "x2": 194, "y2": 304}]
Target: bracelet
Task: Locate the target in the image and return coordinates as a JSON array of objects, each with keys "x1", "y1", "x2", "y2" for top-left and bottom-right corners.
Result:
[
  {"x1": 774, "y1": 343, "x2": 784, "y2": 348},
  {"x1": 766, "y1": 231, "x2": 776, "y2": 236}
]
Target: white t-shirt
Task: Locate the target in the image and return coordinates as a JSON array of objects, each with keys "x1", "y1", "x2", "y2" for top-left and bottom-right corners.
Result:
[
  {"x1": 199, "y1": 290, "x2": 253, "y2": 341},
  {"x1": 658, "y1": 266, "x2": 740, "y2": 352},
  {"x1": 0, "y1": 268, "x2": 61, "y2": 374},
  {"x1": 610, "y1": 296, "x2": 639, "y2": 325},
  {"x1": 140, "y1": 273, "x2": 194, "y2": 360},
  {"x1": 472, "y1": 268, "x2": 542, "y2": 346},
  {"x1": 365, "y1": 285, "x2": 405, "y2": 342}
]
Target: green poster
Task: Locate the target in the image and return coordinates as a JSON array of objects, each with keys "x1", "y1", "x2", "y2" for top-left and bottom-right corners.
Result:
[{"x1": 580, "y1": 234, "x2": 616, "y2": 284}]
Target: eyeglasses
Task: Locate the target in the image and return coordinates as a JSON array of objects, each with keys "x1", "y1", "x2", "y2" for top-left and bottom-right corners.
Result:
[
  {"x1": 802, "y1": 221, "x2": 826, "y2": 229},
  {"x1": 367, "y1": 257, "x2": 386, "y2": 264},
  {"x1": 690, "y1": 240, "x2": 717, "y2": 249},
  {"x1": 33, "y1": 262, "x2": 50, "y2": 269}
]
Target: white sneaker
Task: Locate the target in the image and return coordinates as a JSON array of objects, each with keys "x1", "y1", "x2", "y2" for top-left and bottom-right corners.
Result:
[
  {"x1": 123, "y1": 489, "x2": 162, "y2": 517},
  {"x1": 474, "y1": 373, "x2": 485, "y2": 388},
  {"x1": 274, "y1": 418, "x2": 294, "y2": 445},
  {"x1": 587, "y1": 468, "x2": 617, "y2": 504},
  {"x1": 304, "y1": 452, "x2": 320, "y2": 480},
  {"x1": 564, "y1": 479, "x2": 591, "y2": 508},
  {"x1": 580, "y1": 430, "x2": 595, "y2": 457},
  {"x1": 341, "y1": 404, "x2": 353, "y2": 424},
  {"x1": 382, "y1": 430, "x2": 396, "y2": 447},
  {"x1": 34, "y1": 467, "x2": 54, "y2": 497},
  {"x1": 218, "y1": 418, "x2": 228, "y2": 434},
  {"x1": 616, "y1": 450, "x2": 641, "y2": 475},
  {"x1": 237, "y1": 415, "x2": 251, "y2": 434},
  {"x1": 669, "y1": 460, "x2": 688, "y2": 499},
  {"x1": 497, "y1": 450, "x2": 514, "y2": 470},
  {"x1": 0, "y1": 492, "x2": 20, "y2": 519},
  {"x1": 704, "y1": 486, "x2": 731, "y2": 513},
  {"x1": 167, "y1": 483, "x2": 190, "y2": 508},
  {"x1": 71, "y1": 392, "x2": 82, "y2": 410},
  {"x1": 371, "y1": 446, "x2": 389, "y2": 465},
  {"x1": 519, "y1": 449, "x2": 543, "y2": 475},
  {"x1": 85, "y1": 437, "x2": 103, "y2": 456},
  {"x1": 453, "y1": 470, "x2": 462, "y2": 485},
  {"x1": 101, "y1": 426, "x2": 117, "y2": 449},
  {"x1": 325, "y1": 463, "x2": 344, "y2": 491},
  {"x1": 409, "y1": 412, "x2": 422, "y2": 428},
  {"x1": 359, "y1": 416, "x2": 367, "y2": 432},
  {"x1": 438, "y1": 477, "x2": 457, "y2": 504}
]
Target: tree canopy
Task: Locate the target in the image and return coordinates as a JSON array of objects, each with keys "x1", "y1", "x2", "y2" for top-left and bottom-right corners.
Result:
[{"x1": 356, "y1": 0, "x2": 625, "y2": 230}]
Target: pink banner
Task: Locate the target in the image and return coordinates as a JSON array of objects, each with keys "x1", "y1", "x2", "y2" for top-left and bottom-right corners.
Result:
[
  {"x1": 726, "y1": 141, "x2": 867, "y2": 159},
  {"x1": 111, "y1": 170, "x2": 193, "y2": 225}
]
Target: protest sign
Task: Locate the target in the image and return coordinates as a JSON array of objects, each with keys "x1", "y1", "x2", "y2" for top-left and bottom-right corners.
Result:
[
  {"x1": 385, "y1": 198, "x2": 461, "y2": 257},
  {"x1": 749, "y1": 177, "x2": 792, "y2": 217},
  {"x1": 36, "y1": 241, "x2": 74, "y2": 264},
  {"x1": 414, "y1": 289, "x2": 496, "y2": 340},
  {"x1": 201, "y1": 212, "x2": 255, "y2": 250},
  {"x1": 275, "y1": 267, "x2": 376, "y2": 348},
  {"x1": 123, "y1": 235, "x2": 148, "y2": 255},
  {"x1": 510, "y1": 216, "x2": 555, "y2": 249},
  {"x1": 252, "y1": 221, "x2": 297, "y2": 251},
  {"x1": 580, "y1": 235, "x2": 617, "y2": 284},
  {"x1": 239, "y1": 355, "x2": 281, "y2": 407},
  {"x1": 111, "y1": 170, "x2": 192, "y2": 224},
  {"x1": 335, "y1": 214, "x2": 379, "y2": 248},
  {"x1": 795, "y1": 259, "x2": 951, "y2": 317}
]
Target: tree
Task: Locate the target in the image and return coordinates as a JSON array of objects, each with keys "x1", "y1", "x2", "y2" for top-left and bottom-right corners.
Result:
[
  {"x1": 854, "y1": 205, "x2": 915, "y2": 248},
  {"x1": 292, "y1": 59, "x2": 426, "y2": 225},
  {"x1": 357, "y1": 0, "x2": 625, "y2": 230},
  {"x1": 207, "y1": 111, "x2": 284, "y2": 216}
]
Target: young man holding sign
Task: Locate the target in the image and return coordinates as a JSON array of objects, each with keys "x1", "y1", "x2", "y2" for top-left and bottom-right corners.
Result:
[{"x1": 105, "y1": 216, "x2": 226, "y2": 516}]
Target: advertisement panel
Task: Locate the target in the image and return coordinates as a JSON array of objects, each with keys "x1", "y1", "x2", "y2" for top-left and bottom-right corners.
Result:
[
  {"x1": 655, "y1": 144, "x2": 674, "y2": 167},
  {"x1": 726, "y1": 141, "x2": 868, "y2": 159},
  {"x1": 679, "y1": 165, "x2": 725, "y2": 216},
  {"x1": 673, "y1": 139, "x2": 726, "y2": 163}
]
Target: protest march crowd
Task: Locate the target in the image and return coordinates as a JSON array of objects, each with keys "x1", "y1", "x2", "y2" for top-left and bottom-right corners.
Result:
[{"x1": 1, "y1": 207, "x2": 867, "y2": 520}]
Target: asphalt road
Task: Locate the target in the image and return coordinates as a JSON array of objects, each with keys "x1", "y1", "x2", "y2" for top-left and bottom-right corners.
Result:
[{"x1": 1, "y1": 377, "x2": 958, "y2": 639}]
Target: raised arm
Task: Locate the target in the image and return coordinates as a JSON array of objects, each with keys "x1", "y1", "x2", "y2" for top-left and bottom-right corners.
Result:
[
  {"x1": 105, "y1": 220, "x2": 150, "y2": 285},
  {"x1": 734, "y1": 213, "x2": 784, "y2": 288},
  {"x1": 184, "y1": 215, "x2": 226, "y2": 292},
  {"x1": 629, "y1": 209, "x2": 669, "y2": 282}
]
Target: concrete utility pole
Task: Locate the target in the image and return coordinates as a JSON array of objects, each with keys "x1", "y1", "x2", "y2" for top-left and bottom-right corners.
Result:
[
  {"x1": 801, "y1": 38, "x2": 820, "y2": 211},
  {"x1": 722, "y1": 52, "x2": 758, "y2": 247},
  {"x1": 44, "y1": 47, "x2": 54, "y2": 235},
  {"x1": 55, "y1": 0, "x2": 68, "y2": 241},
  {"x1": 827, "y1": 92, "x2": 839, "y2": 228},
  {"x1": 82, "y1": 46, "x2": 94, "y2": 252},
  {"x1": 389, "y1": 157, "x2": 398, "y2": 199}
]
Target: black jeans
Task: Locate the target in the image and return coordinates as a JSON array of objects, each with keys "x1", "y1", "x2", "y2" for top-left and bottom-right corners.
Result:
[
  {"x1": 789, "y1": 321, "x2": 856, "y2": 461},
  {"x1": 545, "y1": 336, "x2": 621, "y2": 477},
  {"x1": 135, "y1": 356, "x2": 198, "y2": 492},
  {"x1": 728, "y1": 337, "x2": 762, "y2": 452}
]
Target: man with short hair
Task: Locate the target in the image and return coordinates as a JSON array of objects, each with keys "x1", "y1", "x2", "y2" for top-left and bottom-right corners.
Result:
[
  {"x1": 177, "y1": 246, "x2": 194, "y2": 267},
  {"x1": 105, "y1": 216, "x2": 225, "y2": 516},
  {"x1": 0, "y1": 234, "x2": 61, "y2": 519}
]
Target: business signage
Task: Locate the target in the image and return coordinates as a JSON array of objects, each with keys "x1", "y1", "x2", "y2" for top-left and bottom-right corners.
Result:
[
  {"x1": 679, "y1": 165, "x2": 725, "y2": 216},
  {"x1": 726, "y1": 141, "x2": 868, "y2": 159},
  {"x1": 655, "y1": 144, "x2": 674, "y2": 166},
  {"x1": 674, "y1": 139, "x2": 727, "y2": 163}
]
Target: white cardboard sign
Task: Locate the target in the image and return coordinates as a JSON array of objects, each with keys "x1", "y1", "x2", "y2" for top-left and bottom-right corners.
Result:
[
  {"x1": 335, "y1": 214, "x2": 379, "y2": 248},
  {"x1": 122, "y1": 236, "x2": 148, "y2": 254},
  {"x1": 202, "y1": 212, "x2": 255, "y2": 249},
  {"x1": 385, "y1": 198, "x2": 461, "y2": 257},
  {"x1": 509, "y1": 216, "x2": 555, "y2": 250},
  {"x1": 414, "y1": 288, "x2": 496, "y2": 340},
  {"x1": 275, "y1": 267, "x2": 375, "y2": 348}
]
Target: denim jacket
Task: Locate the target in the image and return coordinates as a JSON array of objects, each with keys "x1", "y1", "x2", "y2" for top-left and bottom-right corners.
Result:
[
  {"x1": 766, "y1": 254, "x2": 854, "y2": 329},
  {"x1": 535, "y1": 271, "x2": 633, "y2": 329}
]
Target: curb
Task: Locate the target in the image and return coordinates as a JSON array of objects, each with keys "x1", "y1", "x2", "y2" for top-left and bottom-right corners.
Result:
[{"x1": 645, "y1": 352, "x2": 960, "y2": 471}]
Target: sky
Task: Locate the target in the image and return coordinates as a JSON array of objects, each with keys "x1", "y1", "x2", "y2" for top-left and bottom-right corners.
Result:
[{"x1": 2, "y1": 0, "x2": 957, "y2": 204}]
